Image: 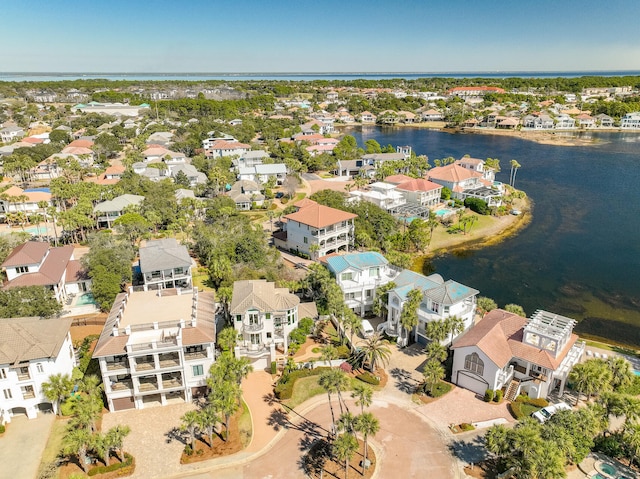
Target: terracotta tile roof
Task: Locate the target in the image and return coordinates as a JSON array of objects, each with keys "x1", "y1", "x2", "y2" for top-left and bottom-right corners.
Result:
[
  {"x1": 61, "y1": 146, "x2": 94, "y2": 155},
  {"x1": 65, "y1": 259, "x2": 89, "y2": 283},
  {"x1": 284, "y1": 203, "x2": 357, "y2": 229},
  {"x1": 68, "y1": 139, "x2": 94, "y2": 148},
  {"x1": 0, "y1": 317, "x2": 72, "y2": 364},
  {"x1": 293, "y1": 198, "x2": 317, "y2": 209},
  {"x1": 396, "y1": 178, "x2": 442, "y2": 192},
  {"x1": 1, "y1": 185, "x2": 51, "y2": 203},
  {"x1": 2, "y1": 241, "x2": 49, "y2": 267},
  {"x1": 452, "y1": 309, "x2": 579, "y2": 370},
  {"x1": 428, "y1": 164, "x2": 481, "y2": 183},
  {"x1": 383, "y1": 174, "x2": 414, "y2": 184},
  {"x1": 22, "y1": 137, "x2": 44, "y2": 144}
]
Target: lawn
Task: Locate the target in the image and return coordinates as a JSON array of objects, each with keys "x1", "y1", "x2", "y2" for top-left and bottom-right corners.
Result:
[
  {"x1": 283, "y1": 375, "x2": 360, "y2": 410},
  {"x1": 192, "y1": 268, "x2": 215, "y2": 291},
  {"x1": 38, "y1": 417, "x2": 69, "y2": 479},
  {"x1": 238, "y1": 400, "x2": 253, "y2": 447}
]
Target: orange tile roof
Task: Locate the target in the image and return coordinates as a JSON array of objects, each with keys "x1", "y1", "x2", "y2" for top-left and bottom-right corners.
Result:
[
  {"x1": 396, "y1": 178, "x2": 442, "y2": 192},
  {"x1": 68, "y1": 139, "x2": 94, "y2": 148},
  {"x1": 1, "y1": 185, "x2": 51, "y2": 203},
  {"x1": 428, "y1": 164, "x2": 481, "y2": 183},
  {"x1": 285, "y1": 203, "x2": 357, "y2": 229},
  {"x1": 2, "y1": 241, "x2": 49, "y2": 267},
  {"x1": 384, "y1": 174, "x2": 414, "y2": 184}
]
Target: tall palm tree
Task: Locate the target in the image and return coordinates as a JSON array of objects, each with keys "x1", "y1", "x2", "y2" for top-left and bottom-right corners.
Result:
[
  {"x1": 337, "y1": 411, "x2": 357, "y2": 435},
  {"x1": 359, "y1": 333, "x2": 391, "y2": 371},
  {"x1": 623, "y1": 421, "x2": 640, "y2": 467},
  {"x1": 106, "y1": 425, "x2": 130, "y2": 462},
  {"x1": 509, "y1": 159, "x2": 521, "y2": 187},
  {"x1": 400, "y1": 289, "x2": 422, "y2": 343},
  {"x1": 422, "y1": 359, "x2": 445, "y2": 395},
  {"x1": 62, "y1": 428, "x2": 93, "y2": 473},
  {"x1": 42, "y1": 373, "x2": 73, "y2": 416},
  {"x1": 485, "y1": 424, "x2": 511, "y2": 463},
  {"x1": 93, "y1": 431, "x2": 114, "y2": 466},
  {"x1": 606, "y1": 356, "x2": 634, "y2": 391},
  {"x1": 197, "y1": 405, "x2": 220, "y2": 449},
  {"x1": 217, "y1": 327, "x2": 239, "y2": 352},
  {"x1": 332, "y1": 433, "x2": 359, "y2": 479},
  {"x1": 342, "y1": 309, "x2": 362, "y2": 348},
  {"x1": 425, "y1": 319, "x2": 448, "y2": 344},
  {"x1": 354, "y1": 412, "x2": 380, "y2": 474},
  {"x1": 319, "y1": 370, "x2": 339, "y2": 434},
  {"x1": 71, "y1": 394, "x2": 102, "y2": 433},
  {"x1": 351, "y1": 383, "x2": 373, "y2": 414},
  {"x1": 321, "y1": 344, "x2": 338, "y2": 367},
  {"x1": 424, "y1": 341, "x2": 447, "y2": 363},
  {"x1": 211, "y1": 381, "x2": 241, "y2": 441},
  {"x1": 80, "y1": 374, "x2": 103, "y2": 399},
  {"x1": 444, "y1": 315, "x2": 465, "y2": 345},
  {"x1": 180, "y1": 410, "x2": 200, "y2": 449}
]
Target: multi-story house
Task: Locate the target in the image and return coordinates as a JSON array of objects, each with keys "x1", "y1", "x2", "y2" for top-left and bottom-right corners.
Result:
[
  {"x1": 230, "y1": 280, "x2": 300, "y2": 370},
  {"x1": 383, "y1": 269, "x2": 478, "y2": 346},
  {"x1": 273, "y1": 199, "x2": 357, "y2": 259},
  {"x1": 204, "y1": 140, "x2": 250, "y2": 159},
  {"x1": 237, "y1": 163, "x2": 287, "y2": 185},
  {"x1": 323, "y1": 252, "x2": 399, "y2": 315},
  {"x1": 0, "y1": 126, "x2": 25, "y2": 144},
  {"x1": 139, "y1": 239, "x2": 193, "y2": 291},
  {"x1": 0, "y1": 186, "x2": 52, "y2": 215},
  {"x1": 455, "y1": 157, "x2": 496, "y2": 183},
  {"x1": 620, "y1": 112, "x2": 640, "y2": 129},
  {"x1": 0, "y1": 317, "x2": 75, "y2": 423},
  {"x1": 233, "y1": 150, "x2": 270, "y2": 168},
  {"x1": 350, "y1": 182, "x2": 406, "y2": 213},
  {"x1": 428, "y1": 164, "x2": 502, "y2": 207},
  {"x1": 395, "y1": 178, "x2": 443, "y2": 208},
  {"x1": 1, "y1": 242, "x2": 91, "y2": 303},
  {"x1": 555, "y1": 113, "x2": 576, "y2": 129},
  {"x1": 93, "y1": 194, "x2": 145, "y2": 229},
  {"x1": 93, "y1": 287, "x2": 216, "y2": 411},
  {"x1": 451, "y1": 309, "x2": 585, "y2": 400}
]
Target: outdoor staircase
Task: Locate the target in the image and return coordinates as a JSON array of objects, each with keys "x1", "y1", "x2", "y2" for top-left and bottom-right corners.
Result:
[{"x1": 505, "y1": 379, "x2": 521, "y2": 401}]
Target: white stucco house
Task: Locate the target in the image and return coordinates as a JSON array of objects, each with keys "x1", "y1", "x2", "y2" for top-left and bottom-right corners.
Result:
[
  {"x1": 0, "y1": 317, "x2": 75, "y2": 422},
  {"x1": 451, "y1": 309, "x2": 585, "y2": 400}
]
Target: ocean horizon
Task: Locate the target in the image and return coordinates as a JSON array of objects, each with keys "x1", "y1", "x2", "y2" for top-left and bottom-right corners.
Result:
[{"x1": 1, "y1": 70, "x2": 640, "y2": 82}]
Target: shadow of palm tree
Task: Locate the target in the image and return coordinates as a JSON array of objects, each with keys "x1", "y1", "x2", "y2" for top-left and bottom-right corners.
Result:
[
  {"x1": 263, "y1": 392, "x2": 279, "y2": 406},
  {"x1": 390, "y1": 367, "x2": 418, "y2": 394},
  {"x1": 165, "y1": 426, "x2": 188, "y2": 445},
  {"x1": 448, "y1": 435, "x2": 488, "y2": 464}
]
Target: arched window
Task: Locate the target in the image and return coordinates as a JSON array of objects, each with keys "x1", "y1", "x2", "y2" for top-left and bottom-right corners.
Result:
[{"x1": 464, "y1": 352, "x2": 484, "y2": 375}]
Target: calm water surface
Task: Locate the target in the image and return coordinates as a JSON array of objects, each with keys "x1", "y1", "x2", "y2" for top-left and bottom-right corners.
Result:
[{"x1": 349, "y1": 127, "x2": 640, "y2": 346}]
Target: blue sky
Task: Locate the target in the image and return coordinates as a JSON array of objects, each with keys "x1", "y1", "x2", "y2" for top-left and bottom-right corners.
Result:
[{"x1": 2, "y1": 0, "x2": 639, "y2": 73}]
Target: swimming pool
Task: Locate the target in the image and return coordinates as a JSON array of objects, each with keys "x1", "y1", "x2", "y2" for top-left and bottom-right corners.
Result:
[
  {"x1": 435, "y1": 208, "x2": 455, "y2": 217},
  {"x1": 76, "y1": 293, "x2": 97, "y2": 306},
  {"x1": 24, "y1": 225, "x2": 45, "y2": 235}
]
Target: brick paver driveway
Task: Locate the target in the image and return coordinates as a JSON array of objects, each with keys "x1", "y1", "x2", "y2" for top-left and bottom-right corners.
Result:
[{"x1": 0, "y1": 413, "x2": 55, "y2": 479}]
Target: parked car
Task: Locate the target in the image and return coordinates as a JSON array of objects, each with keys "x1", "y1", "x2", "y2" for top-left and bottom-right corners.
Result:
[
  {"x1": 532, "y1": 402, "x2": 571, "y2": 423},
  {"x1": 360, "y1": 319, "x2": 375, "y2": 338},
  {"x1": 275, "y1": 192, "x2": 285, "y2": 198}
]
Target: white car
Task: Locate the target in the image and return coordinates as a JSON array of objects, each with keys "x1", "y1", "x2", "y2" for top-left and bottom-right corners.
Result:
[
  {"x1": 360, "y1": 319, "x2": 375, "y2": 338},
  {"x1": 532, "y1": 402, "x2": 571, "y2": 423}
]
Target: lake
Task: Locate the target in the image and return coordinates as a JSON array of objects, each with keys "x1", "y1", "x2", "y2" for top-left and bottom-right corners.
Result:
[{"x1": 347, "y1": 126, "x2": 640, "y2": 347}]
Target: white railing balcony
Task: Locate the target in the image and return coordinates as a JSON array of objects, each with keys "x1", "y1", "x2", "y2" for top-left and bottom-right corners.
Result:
[{"x1": 244, "y1": 322, "x2": 264, "y2": 332}]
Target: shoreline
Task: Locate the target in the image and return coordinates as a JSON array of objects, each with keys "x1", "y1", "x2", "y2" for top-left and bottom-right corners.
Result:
[{"x1": 336, "y1": 122, "x2": 638, "y2": 147}]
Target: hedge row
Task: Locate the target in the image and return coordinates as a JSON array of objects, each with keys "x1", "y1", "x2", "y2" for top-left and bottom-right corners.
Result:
[
  {"x1": 275, "y1": 367, "x2": 330, "y2": 400},
  {"x1": 356, "y1": 372, "x2": 380, "y2": 385},
  {"x1": 88, "y1": 453, "x2": 134, "y2": 476}
]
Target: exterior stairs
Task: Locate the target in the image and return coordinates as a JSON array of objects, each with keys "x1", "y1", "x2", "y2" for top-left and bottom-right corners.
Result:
[{"x1": 505, "y1": 379, "x2": 521, "y2": 401}]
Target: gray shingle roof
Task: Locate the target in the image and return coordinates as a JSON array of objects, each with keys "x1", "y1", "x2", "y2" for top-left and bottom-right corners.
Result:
[
  {"x1": 139, "y1": 238, "x2": 192, "y2": 274},
  {"x1": 0, "y1": 317, "x2": 72, "y2": 365},
  {"x1": 93, "y1": 194, "x2": 145, "y2": 213},
  {"x1": 230, "y1": 280, "x2": 299, "y2": 314}
]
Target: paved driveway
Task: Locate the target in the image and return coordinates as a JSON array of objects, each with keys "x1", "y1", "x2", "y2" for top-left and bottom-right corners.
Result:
[{"x1": 0, "y1": 413, "x2": 55, "y2": 479}]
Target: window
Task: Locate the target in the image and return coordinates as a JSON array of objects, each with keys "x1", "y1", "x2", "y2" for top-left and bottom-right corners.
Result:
[
  {"x1": 36, "y1": 363, "x2": 44, "y2": 373},
  {"x1": 287, "y1": 309, "x2": 296, "y2": 325},
  {"x1": 248, "y1": 312, "x2": 259, "y2": 325},
  {"x1": 236, "y1": 315, "x2": 242, "y2": 322},
  {"x1": 266, "y1": 332, "x2": 272, "y2": 339},
  {"x1": 265, "y1": 313, "x2": 271, "y2": 320},
  {"x1": 250, "y1": 334, "x2": 261, "y2": 345},
  {"x1": 21, "y1": 385, "x2": 35, "y2": 399},
  {"x1": 464, "y1": 353, "x2": 484, "y2": 376},
  {"x1": 432, "y1": 302, "x2": 440, "y2": 313},
  {"x1": 303, "y1": 237, "x2": 308, "y2": 244},
  {"x1": 443, "y1": 306, "x2": 449, "y2": 314},
  {"x1": 365, "y1": 289, "x2": 373, "y2": 299},
  {"x1": 341, "y1": 272, "x2": 353, "y2": 281},
  {"x1": 16, "y1": 266, "x2": 28, "y2": 274},
  {"x1": 0, "y1": 369, "x2": 6, "y2": 380},
  {"x1": 3, "y1": 389, "x2": 11, "y2": 399},
  {"x1": 192, "y1": 365, "x2": 204, "y2": 376},
  {"x1": 369, "y1": 267, "x2": 380, "y2": 278}
]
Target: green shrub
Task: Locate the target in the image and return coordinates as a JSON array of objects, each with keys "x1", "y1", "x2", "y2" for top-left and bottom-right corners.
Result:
[
  {"x1": 494, "y1": 389, "x2": 503, "y2": 402},
  {"x1": 509, "y1": 400, "x2": 524, "y2": 419},
  {"x1": 618, "y1": 375, "x2": 640, "y2": 395},
  {"x1": 484, "y1": 389, "x2": 495, "y2": 402},
  {"x1": 464, "y1": 197, "x2": 490, "y2": 215},
  {"x1": 299, "y1": 317, "x2": 314, "y2": 335},
  {"x1": 184, "y1": 445, "x2": 193, "y2": 456},
  {"x1": 60, "y1": 396, "x2": 77, "y2": 416},
  {"x1": 460, "y1": 422, "x2": 475, "y2": 431},
  {"x1": 270, "y1": 361, "x2": 277, "y2": 375},
  {"x1": 274, "y1": 367, "x2": 329, "y2": 400},
  {"x1": 420, "y1": 380, "x2": 452, "y2": 398},
  {"x1": 281, "y1": 197, "x2": 288, "y2": 204},
  {"x1": 517, "y1": 395, "x2": 549, "y2": 408},
  {"x1": 0, "y1": 424, "x2": 5, "y2": 434},
  {"x1": 509, "y1": 395, "x2": 549, "y2": 420},
  {"x1": 356, "y1": 372, "x2": 380, "y2": 385},
  {"x1": 88, "y1": 453, "x2": 134, "y2": 476},
  {"x1": 336, "y1": 345, "x2": 350, "y2": 359}
]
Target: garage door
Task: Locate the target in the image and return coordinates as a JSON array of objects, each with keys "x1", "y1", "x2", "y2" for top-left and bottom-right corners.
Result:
[
  {"x1": 112, "y1": 396, "x2": 135, "y2": 411},
  {"x1": 455, "y1": 371, "x2": 488, "y2": 396},
  {"x1": 250, "y1": 356, "x2": 269, "y2": 372}
]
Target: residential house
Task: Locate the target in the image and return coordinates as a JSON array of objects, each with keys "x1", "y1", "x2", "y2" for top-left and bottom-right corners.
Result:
[
  {"x1": 146, "y1": 132, "x2": 174, "y2": 147},
  {"x1": 273, "y1": 199, "x2": 357, "y2": 259},
  {"x1": 93, "y1": 194, "x2": 145, "y2": 229},
  {"x1": 93, "y1": 287, "x2": 216, "y2": 411},
  {"x1": 455, "y1": 157, "x2": 495, "y2": 183},
  {"x1": 0, "y1": 317, "x2": 75, "y2": 422},
  {"x1": 169, "y1": 164, "x2": 207, "y2": 187},
  {"x1": 237, "y1": 163, "x2": 287, "y2": 186},
  {"x1": 350, "y1": 182, "x2": 406, "y2": 213},
  {"x1": 0, "y1": 126, "x2": 26, "y2": 144},
  {"x1": 428, "y1": 164, "x2": 502, "y2": 207},
  {"x1": 323, "y1": 252, "x2": 399, "y2": 315},
  {"x1": 576, "y1": 113, "x2": 595, "y2": 129},
  {"x1": 523, "y1": 114, "x2": 555, "y2": 130},
  {"x1": 228, "y1": 180, "x2": 264, "y2": 210},
  {"x1": 451, "y1": 309, "x2": 585, "y2": 400},
  {"x1": 85, "y1": 165, "x2": 126, "y2": 186},
  {"x1": 201, "y1": 134, "x2": 237, "y2": 150},
  {"x1": 447, "y1": 86, "x2": 506, "y2": 99},
  {"x1": 595, "y1": 114, "x2": 615, "y2": 128},
  {"x1": 620, "y1": 112, "x2": 640, "y2": 129},
  {"x1": 142, "y1": 147, "x2": 186, "y2": 164},
  {"x1": 0, "y1": 186, "x2": 52, "y2": 215},
  {"x1": 395, "y1": 178, "x2": 442, "y2": 208},
  {"x1": 383, "y1": 269, "x2": 478, "y2": 346},
  {"x1": 233, "y1": 150, "x2": 270, "y2": 168},
  {"x1": 555, "y1": 113, "x2": 576, "y2": 129},
  {"x1": 230, "y1": 280, "x2": 300, "y2": 370},
  {"x1": 204, "y1": 140, "x2": 250, "y2": 159},
  {"x1": 358, "y1": 111, "x2": 377, "y2": 124},
  {"x1": 139, "y1": 239, "x2": 193, "y2": 291},
  {"x1": 421, "y1": 109, "x2": 444, "y2": 121},
  {"x1": 71, "y1": 102, "x2": 150, "y2": 117},
  {"x1": 1, "y1": 242, "x2": 91, "y2": 303}
]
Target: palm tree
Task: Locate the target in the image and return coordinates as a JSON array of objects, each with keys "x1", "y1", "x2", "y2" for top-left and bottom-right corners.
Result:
[
  {"x1": 425, "y1": 319, "x2": 448, "y2": 344},
  {"x1": 93, "y1": 431, "x2": 114, "y2": 466},
  {"x1": 217, "y1": 327, "x2": 239, "y2": 352},
  {"x1": 485, "y1": 424, "x2": 511, "y2": 463},
  {"x1": 424, "y1": 341, "x2": 447, "y2": 363},
  {"x1": 321, "y1": 345, "x2": 338, "y2": 366},
  {"x1": 197, "y1": 405, "x2": 220, "y2": 448},
  {"x1": 359, "y1": 333, "x2": 391, "y2": 371},
  {"x1": 71, "y1": 394, "x2": 102, "y2": 433},
  {"x1": 42, "y1": 373, "x2": 73, "y2": 416},
  {"x1": 332, "y1": 433, "x2": 359, "y2": 479},
  {"x1": 211, "y1": 381, "x2": 241, "y2": 441},
  {"x1": 354, "y1": 412, "x2": 380, "y2": 474},
  {"x1": 180, "y1": 410, "x2": 200, "y2": 449},
  {"x1": 226, "y1": 356, "x2": 253, "y2": 387},
  {"x1": 337, "y1": 411, "x2": 356, "y2": 434},
  {"x1": 623, "y1": 421, "x2": 640, "y2": 467},
  {"x1": 351, "y1": 383, "x2": 373, "y2": 414},
  {"x1": 422, "y1": 359, "x2": 445, "y2": 395},
  {"x1": 106, "y1": 425, "x2": 130, "y2": 462},
  {"x1": 400, "y1": 288, "x2": 422, "y2": 344},
  {"x1": 342, "y1": 309, "x2": 362, "y2": 348},
  {"x1": 319, "y1": 370, "x2": 339, "y2": 434},
  {"x1": 509, "y1": 159, "x2": 521, "y2": 187},
  {"x1": 79, "y1": 374, "x2": 103, "y2": 399},
  {"x1": 444, "y1": 315, "x2": 465, "y2": 345},
  {"x1": 62, "y1": 428, "x2": 93, "y2": 473},
  {"x1": 607, "y1": 356, "x2": 634, "y2": 391}
]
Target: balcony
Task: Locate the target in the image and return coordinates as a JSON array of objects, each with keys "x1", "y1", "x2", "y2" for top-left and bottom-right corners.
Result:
[
  {"x1": 158, "y1": 354, "x2": 181, "y2": 369},
  {"x1": 22, "y1": 391, "x2": 36, "y2": 400},
  {"x1": 138, "y1": 381, "x2": 159, "y2": 392},
  {"x1": 161, "y1": 376, "x2": 183, "y2": 390},
  {"x1": 17, "y1": 371, "x2": 31, "y2": 381},
  {"x1": 238, "y1": 344, "x2": 269, "y2": 357},
  {"x1": 111, "y1": 380, "x2": 133, "y2": 392},
  {"x1": 106, "y1": 361, "x2": 128, "y2": 371},
  {"x1": 184, "y1": 351, "x2": 208, "y2": 361},
  {"x1": 244, "y1": 322, "x2": 264, "y2": 332},
  {"x1": 134, "y1": 360, "x2": 156, "y2": 371}
]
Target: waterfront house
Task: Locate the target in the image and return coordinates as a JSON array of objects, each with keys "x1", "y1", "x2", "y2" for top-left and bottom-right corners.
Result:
[
  {"x1": 451, "y1": 309, "x2": 585, "y2": 400},
  {"x1": 382, "y1": 270, "x2": 478, "y2": 346},
  {"x1": 230, "y1": 280, "x2": 301, "y2": 370},
  {"x1": 394, "y1": 178, "x2": 443, "y2": 208},
  {"x1": 595, "y1": 114, "x2": 615, "y2": 128},
  {"x1": 93, "y1": 194, "x2": 145, "y2": 229},
  {"x1": 0, "y1": 317, "x2": 75, "y2": 423},
  {"x1": 139, "y1": 239, "x2": 193, "y2": 291},
  {"x1": 323, "y1": 252, "x2": 399, "y2": 315},
  {"x1": 93, "y1": 287, "x2": 216, "y2": 411},
  {"x1": 455, "y1": 157, "x2": 495, "y2": 182},
  {"x1": 620, "y1": 112, "x2": 640, "y2": 129},
  {"x1": 349, "y1": 182, "x2": 406, "y2": 213},
  {"x1": 523, "y1": 114, "x2": 555, "y2": 130},
  {"x1": 576, "y1": 113, "x2": 595, "y2": 129},
  {"x1": 555, "y1": 113, "x2": 576, "y2": 130},
  {"x1": 428, "y1": 164, "x2": 502, "y2": 207},
  {"x1": 358, "y1": 111, "x2": 377, "y2": 124},
  {"x1": 273, "y1": 199, "x2": 357, "y2": 259},
  {"x1": 421, "y1": 109, "x2": 444, "y2": 121},
  {"x1": 1, "y1": 242, "x2": 91, "y2": 303}
]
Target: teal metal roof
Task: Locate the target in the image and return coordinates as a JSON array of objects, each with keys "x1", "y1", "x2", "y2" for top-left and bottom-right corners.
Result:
[
  {"x1": 390, "y1": 269, "x2": 443, "y2": 300},
  {"x1": 325, "y1": 252, "x2": 388, "y2": 274},
  {"x1": 422, "y1": 280, "x2": 479, "y2": 305}
]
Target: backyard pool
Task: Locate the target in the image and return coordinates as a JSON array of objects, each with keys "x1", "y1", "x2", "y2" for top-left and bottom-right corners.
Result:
[
  {"x1": 435, "y1": 208, "x2": 456, "y2": 217},
  {"x1": 76, "y1": 293, "x2": 97, "y2": 306}
]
